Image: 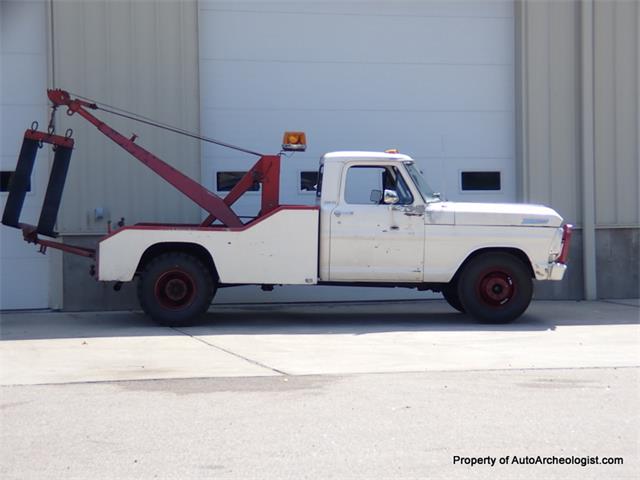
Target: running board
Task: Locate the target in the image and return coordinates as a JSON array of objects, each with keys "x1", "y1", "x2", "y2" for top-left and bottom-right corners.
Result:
[{"x1": 2, "y1": 129, "x2": 74, "y2": 238}]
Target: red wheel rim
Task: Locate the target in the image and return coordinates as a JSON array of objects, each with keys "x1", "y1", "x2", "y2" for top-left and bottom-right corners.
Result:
[
  {"x1": 154, "y1": 269, "x2": 197, "y2": 310},
  {"x1": 476, "y1": 268, "x2": 516, "y2": 307}
]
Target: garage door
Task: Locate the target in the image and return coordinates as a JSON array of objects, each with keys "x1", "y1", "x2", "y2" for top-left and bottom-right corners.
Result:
[
  {"x1": 1, "y1": 1, "x2": 51, "y2": 309},
  {"x1": 198, "y1": 0, "x2": 515, "y2": 302}
]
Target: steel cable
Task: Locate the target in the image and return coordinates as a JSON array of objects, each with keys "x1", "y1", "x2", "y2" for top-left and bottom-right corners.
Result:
[{"x1": 67, "y1": 92, "x2": 263, "y2": 157}]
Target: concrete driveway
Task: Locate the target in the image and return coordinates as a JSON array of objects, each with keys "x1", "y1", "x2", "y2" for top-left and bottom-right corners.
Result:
[
  {"x1": 1, "y1": 299, "x2": 638, "y2": 385},
  {"x1": 1, "y1": 299, "x2": 638, "y2": 480}
]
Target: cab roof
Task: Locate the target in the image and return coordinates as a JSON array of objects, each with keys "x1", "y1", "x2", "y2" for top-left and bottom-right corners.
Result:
[{"x1": 321, "y1": 151, "x2": 413, "y2": 163}]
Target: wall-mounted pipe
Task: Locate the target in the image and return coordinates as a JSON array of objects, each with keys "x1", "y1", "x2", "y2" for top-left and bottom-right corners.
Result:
[{"x1": 581, "y1": 0, "x2": 598, "y2": 300}]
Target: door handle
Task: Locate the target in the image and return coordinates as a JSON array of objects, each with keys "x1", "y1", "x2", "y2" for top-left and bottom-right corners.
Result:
[{"x1": 334, "y1": 210, "x2": 354, "y2": 217}]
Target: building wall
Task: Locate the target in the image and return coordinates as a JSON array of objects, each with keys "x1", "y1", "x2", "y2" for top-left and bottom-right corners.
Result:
[
  {"x1": 592, "y1": 0, "x2": 639, "y2": 228},
  {"x1": 591, "y1": 0, "x2": 640, "y2": 298},
  {"x1": 516, "y1": 0, "x2": 582, "y2": 223},
  {"x1": 517, "y1": 0, "x2": 639, "y2": 299},
  {"x1": 52, "y1": 0, "x2": 201, "y2": 233},
  {"x1": 50, "y1": 0, "x2": 202, "y2": 308},
  {"x1": 47, "y1": 0, "x2": 638, "y2": 309}
]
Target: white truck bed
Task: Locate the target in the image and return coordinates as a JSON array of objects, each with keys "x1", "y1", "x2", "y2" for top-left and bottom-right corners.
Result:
[{"x1": 98, "y1": 206, "x2": 319, "y2": 284}]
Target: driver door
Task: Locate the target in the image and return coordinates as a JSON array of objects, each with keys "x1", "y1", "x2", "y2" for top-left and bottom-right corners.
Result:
[{"x1": 329, "y1": 164, "x2": 425, "y2": 282}]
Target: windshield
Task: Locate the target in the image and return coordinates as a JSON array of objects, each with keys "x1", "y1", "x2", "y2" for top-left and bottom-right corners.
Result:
[{"x1": 403, "y1": 161, "x2": 438, "y2": 202}]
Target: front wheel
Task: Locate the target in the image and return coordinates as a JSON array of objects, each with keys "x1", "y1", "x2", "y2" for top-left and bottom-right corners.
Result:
[
  {"x1": 457, "y1": 252, "x2": 533, "y2": 324},
  {"x1": 137, "y1": 252, "x2": 216, "y2": 327}
]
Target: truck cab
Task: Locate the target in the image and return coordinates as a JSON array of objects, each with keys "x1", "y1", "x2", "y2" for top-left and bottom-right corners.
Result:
[{"x1": 319, "y1": 151, "x2": 436, "y2": 283}]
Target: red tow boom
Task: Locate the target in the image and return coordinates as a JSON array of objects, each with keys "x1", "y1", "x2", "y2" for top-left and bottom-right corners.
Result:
[{"x1": 2, "y1": 89, "x2": 286, "y2": 257}]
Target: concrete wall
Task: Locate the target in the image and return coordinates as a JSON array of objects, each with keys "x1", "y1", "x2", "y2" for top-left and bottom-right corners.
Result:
[
  {"x1": 595, "y1": 228, "x2": 640, "y2": 298},
  {"x1": 517, "y1": 0, "x2": 639, "y2": 299}
]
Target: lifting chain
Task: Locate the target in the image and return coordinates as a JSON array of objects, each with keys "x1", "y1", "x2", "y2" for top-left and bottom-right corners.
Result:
[{"x1": 47, "y1": 105, "x2": 57, "y2": 135}]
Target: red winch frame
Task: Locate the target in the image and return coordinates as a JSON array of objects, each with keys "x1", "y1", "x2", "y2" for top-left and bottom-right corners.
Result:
[{"x1": 2, "y1": 89, "x2": 285, "y2": 258}]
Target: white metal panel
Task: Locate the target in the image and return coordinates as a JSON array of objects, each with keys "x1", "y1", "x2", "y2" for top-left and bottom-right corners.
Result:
[
  {"x1": 0, "y1": 0, "x2": 50, "y2": 309},
  {"x1": 98, "y1": 208, "x2": 319, "y2": 284},
  {"x1": 449, "y1": 202, "x2": 562, "y2": 227},
  {"x1": 423, "y1": 224, "x2": 562, "y2": 282},
  {"x1": 199, "y1": 0, "x2": 516, "y2": 211}
]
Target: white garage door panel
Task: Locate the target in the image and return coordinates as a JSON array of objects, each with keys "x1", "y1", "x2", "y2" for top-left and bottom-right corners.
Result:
[
  {"x1": 200, "y1": 8, "x2": 512, "y2": 65},
  {"x1": 1, "y1": 106, "x2": 48, "y2": 158},
  {"x1": 0, "y1": 1, "x2": 47, "y2": 53},
  {"x1": 416, "y1": 156, "x2": 515, "y2": 202},
  {"x1": 202, "y1": 61, "x2": 513, "y2": 112},
  {"x1": 1, "y1": 0, "x2": 50, "y2": 310},
  {"x1": 203, "y1": 109, "x2": 514, "y2": 207},
  {"x1": 202, "y1": 109, "x2": 513, "y2": 158},
  {"x1": 203, "y1": 1, "x2": 512, "y2": 19},
  {"x1": 0, "y1": 258, "x2": 49, "y2": 309},
  {"x1": 0, "y1": 54, "x2": 47, "y2": 106}
]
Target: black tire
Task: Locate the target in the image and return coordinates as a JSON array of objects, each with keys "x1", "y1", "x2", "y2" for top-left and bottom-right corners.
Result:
[
  {"x1": 137, "y1": 252, "x2": 216, "y2": 327},
  {"x1": 442, "y1": 282, "x2": 465, "y2": 313},
  {"x1": 457, "y1": 252, "x2": 532, "y2": 324}
]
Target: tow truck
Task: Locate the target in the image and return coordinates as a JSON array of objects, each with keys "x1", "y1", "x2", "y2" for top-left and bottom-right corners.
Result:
[{"x1": 2, "y1": 89, "x2": 572, "y2": 326}]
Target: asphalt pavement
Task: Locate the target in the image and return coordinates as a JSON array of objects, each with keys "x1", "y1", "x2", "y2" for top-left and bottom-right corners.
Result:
[{"x1": 1, "y1": 299, "x2": 639, "y2": 479}]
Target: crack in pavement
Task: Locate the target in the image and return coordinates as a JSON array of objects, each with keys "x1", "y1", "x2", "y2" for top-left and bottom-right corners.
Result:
[
  {"x1": 600, "y1": 299, "x2": 640, "y2": 309},
  {"x1": 1, "y1": 365, "x2": 637, "y2": 388},
  {"x1": 171, "y1": 327, "x2": 290, "y2": 376}
]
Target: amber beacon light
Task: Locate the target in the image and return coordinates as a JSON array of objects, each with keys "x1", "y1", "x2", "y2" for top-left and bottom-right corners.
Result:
[{"x1": 282, "y1": 131, "x2": 307, "y2": 152}]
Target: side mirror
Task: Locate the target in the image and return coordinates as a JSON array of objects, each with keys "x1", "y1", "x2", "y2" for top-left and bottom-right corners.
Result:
[{"x1": 383, "y1": 189, "x2": 399, "y2": 204}]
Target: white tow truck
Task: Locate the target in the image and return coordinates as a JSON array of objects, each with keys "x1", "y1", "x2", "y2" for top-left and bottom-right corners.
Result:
[{"x1": 3, "y1": 90, "x2": 572, "y2": 326}]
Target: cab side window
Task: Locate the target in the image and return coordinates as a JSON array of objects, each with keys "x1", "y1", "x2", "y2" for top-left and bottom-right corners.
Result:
[{"x1": 344, "y1": 165, "x2": 413, "y2": 205}]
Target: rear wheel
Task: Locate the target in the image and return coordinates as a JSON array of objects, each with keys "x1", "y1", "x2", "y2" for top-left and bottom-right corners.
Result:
[
  {"x1": 137, "y1": 252, "x2": 216, "y2": 327},
  {"x1": 442, "y1": 282, "x2": 465, "y2": 313},
  {"x1": 457, "y1": 252, "x2": 532, "y2": 324}
]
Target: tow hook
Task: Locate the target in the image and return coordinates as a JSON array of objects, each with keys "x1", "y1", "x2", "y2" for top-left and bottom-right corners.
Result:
[{"x1": 113, "y1": 281, "x2": 123, "y2": 292}]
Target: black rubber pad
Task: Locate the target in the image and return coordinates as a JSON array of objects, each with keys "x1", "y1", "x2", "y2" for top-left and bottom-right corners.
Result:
[
  {"x1": 37, "y1": 145, "x2": 72, "y2": 238},
  {"x1": 2, "y1": 138, "x2": 39, "y2": 229}
]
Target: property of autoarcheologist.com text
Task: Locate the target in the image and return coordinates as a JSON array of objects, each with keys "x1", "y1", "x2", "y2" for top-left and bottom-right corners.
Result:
[{"x1": 452, "y1": 455, "x2": 624, "y2": 467}]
